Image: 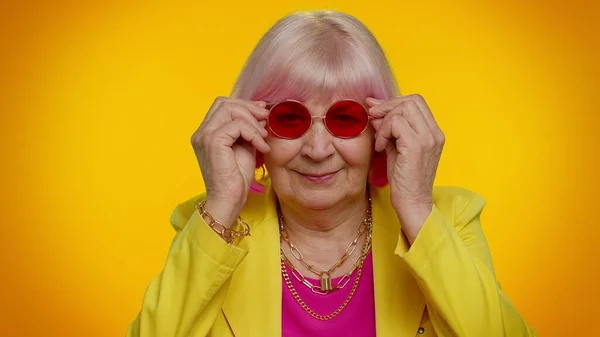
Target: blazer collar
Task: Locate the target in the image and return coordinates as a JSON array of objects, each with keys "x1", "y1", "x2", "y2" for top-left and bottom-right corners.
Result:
[{"x1": 221, "y1": 184, "x2": 426, "y2": 336}]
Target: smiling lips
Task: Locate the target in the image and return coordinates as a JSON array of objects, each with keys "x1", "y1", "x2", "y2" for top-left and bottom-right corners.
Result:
[{"x1": 297, "y1": 170, "x2": 339, "y2": 183}]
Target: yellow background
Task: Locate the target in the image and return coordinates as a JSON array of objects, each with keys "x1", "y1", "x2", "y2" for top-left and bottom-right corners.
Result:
[{"x1": 1, "y1": 0, "x2": 598, "y2": 336}]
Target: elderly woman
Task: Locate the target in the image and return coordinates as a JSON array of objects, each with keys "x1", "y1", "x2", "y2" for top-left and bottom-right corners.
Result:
[{"x1": 127, "y1": 10, "x2": 536, "y2": 337}]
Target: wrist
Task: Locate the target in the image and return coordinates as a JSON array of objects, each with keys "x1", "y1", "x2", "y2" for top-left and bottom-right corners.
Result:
[
  {"x1": 197, "y1": 200, "x2": 250, "y2": 244},
  {"x1": 203, "y1": 198, "x2": 242, "y2": 229},
  {"x1": 395, "y1": 203, "x2": 433, "y2": 245}
]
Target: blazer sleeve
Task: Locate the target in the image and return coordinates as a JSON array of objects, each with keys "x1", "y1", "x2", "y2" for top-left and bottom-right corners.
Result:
[
  {"x1": 396, "y1": 188, "x2": 538, "y2": 337},
  {"x1": 126, "y1": 198, "x2": 248, "y2": 337}
]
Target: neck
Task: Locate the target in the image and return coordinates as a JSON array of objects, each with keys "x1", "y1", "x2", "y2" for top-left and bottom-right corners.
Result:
[{"x1": 277, "y1": 187, "x2": 370, "y2": 274}]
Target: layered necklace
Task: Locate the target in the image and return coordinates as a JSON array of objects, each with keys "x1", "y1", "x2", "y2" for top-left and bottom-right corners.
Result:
[{"x1": 277, "y1": 192, "x2": 373, "y2": 321}]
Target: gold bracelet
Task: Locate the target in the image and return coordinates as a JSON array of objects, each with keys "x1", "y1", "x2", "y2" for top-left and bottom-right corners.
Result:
[{"x1": 196, "y1": 201, "x2": 251, "y2": 244}]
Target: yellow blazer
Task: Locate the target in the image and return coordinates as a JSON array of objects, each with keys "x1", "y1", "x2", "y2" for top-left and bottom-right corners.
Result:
[{"x1": 127, "y1": 184, "x2": 537, "y2": 337}]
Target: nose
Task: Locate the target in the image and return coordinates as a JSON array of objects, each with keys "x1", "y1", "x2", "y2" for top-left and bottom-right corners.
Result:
[{"x1": 300, "y1": 118, "x2": 335, "y2": 161}]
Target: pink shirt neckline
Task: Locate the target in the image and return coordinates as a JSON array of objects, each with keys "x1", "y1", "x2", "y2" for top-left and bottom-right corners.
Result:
[{"x1": 281, "y1": 250, "x2": 376, "y2": 337}]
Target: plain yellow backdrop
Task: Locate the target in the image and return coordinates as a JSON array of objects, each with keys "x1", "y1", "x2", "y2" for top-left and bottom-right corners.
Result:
[{"x1": 1, "y1": 0, "x2": 598, "y2": 336}]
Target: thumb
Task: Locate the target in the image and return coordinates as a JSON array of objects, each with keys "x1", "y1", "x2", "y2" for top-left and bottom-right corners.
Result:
[
  {"x1": 252, "y1": 101, "x2": 267, "y2": 108},
  {"x1": 365, "y1": 97, "x2": 383, "y2": 107}
]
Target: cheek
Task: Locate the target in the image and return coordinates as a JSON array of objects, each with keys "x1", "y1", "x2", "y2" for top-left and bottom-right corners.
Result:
[
  {"x1": 263, "y1": 138, "x2": 302, "y2": 167},
  {"x1": 335, "y1": 133, "x2": 374, "y2": 167}
]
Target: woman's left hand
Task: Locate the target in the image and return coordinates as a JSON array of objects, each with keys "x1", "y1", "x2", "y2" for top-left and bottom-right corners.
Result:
[{"x1": 366, "y1": 95, "x2": 445, "y2": 244}]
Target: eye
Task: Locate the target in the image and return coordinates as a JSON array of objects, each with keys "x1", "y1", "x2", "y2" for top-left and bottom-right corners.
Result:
[
  {"x1": 277, "y1": 112, "x2": 305, "y2": 125},
  {"x1": 331, "y1": 113, "x2": 359, "y2": 124}
]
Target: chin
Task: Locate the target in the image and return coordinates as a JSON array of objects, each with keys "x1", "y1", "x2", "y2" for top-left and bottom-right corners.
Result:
[{"x1": 294, "y1": 190, "x2": 344, "y2": 210}]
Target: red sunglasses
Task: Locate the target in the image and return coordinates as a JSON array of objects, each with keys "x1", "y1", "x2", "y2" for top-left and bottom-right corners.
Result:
[{"x1": 267, "y1": 99, "x2": 372, "y2": 139}]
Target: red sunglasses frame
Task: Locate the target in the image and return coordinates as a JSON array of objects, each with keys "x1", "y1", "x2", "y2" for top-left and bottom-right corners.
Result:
[{"x1": 266, "y1": 99, "x2": 373, "y2": 139}]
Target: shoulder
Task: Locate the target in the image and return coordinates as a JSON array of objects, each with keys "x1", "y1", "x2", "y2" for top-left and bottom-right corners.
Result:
[{"x1": 432, "y1": 186, "x2": 487, "y2": 230}]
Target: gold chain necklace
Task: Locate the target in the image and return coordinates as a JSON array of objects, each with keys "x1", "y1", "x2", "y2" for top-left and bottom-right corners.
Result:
[
  {"x1": 277, "y1": 192, "x2": 373, "y2": 320},
  {"x1": 280, "y1": 219, "x2": 367, "y2": 293},
  {"x1": 280, "y1": 226, "x2": 372, "y2": 320}
]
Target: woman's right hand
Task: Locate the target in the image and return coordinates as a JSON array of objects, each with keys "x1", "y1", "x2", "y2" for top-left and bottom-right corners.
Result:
[{"x1": 191, "y1": 97, "x2": 271, "y2": 228}]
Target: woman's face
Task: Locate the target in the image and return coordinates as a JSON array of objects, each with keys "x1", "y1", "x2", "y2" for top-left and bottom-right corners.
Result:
[{"x1": 263, "y1": 98, "x2": 374, "y2": 209}]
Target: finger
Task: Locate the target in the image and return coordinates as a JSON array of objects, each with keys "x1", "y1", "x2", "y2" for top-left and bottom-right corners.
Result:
[
  {"x1": 207, "y1": 102, "x2": 268, "y2": 137},
  {"x1": 216, "y1": 119, "x2": 271, "y2": 153},
  {"x1": 403, "y1": 94, "x2": 435, "y2": 127},
  {"x1": 258, "y1": 119, "x2": 267, "y2": 130},
  {"x1": 368, "y1": 95, "x2": 429, "y2": 119},
  {"x1": 401, "y1": 94, "x2": 444, "y2": 140},
  {"x1": 374, "y1": 113, "x2": 418, "y2": 152},
  {"x1": 205, "y1": 96, "x2": 228, "y2": 118},
  {"x1": 373, "y1": 108, "x2": 400, "y2": 150},
  {"x1": 365, "y1": 97, "x2": 384, "y2": 108},
  {"x1": 368, "y1": 96, "x2": 408, "y2": 118},
  {"x1": 228, "y1": 106, "x2": 269, "y2": 137},
  {"x1": 369, "y1": 94, "x2": 445, "y2": 143},
  {"x1": 370, "y1": 117, "x2": 384, "y2": 132},
  {"x1": 227, "y1": 98, "x2": 269, "y2": 120},
  {"x1": 206, "y1": 97, "x2": 269, "y2": 121},
  {"x1": 400, "y1": 101, "x2": 431, "y2": 136},
  {"x1": 373, "y1": 125, "x2": 390, "y2": 153},
  {"x1": 252, "y1": 100, "x2": 267, "y2": 108},
  {"x1": 368, "y1": 98, "x2": 393, "y2": 132}
]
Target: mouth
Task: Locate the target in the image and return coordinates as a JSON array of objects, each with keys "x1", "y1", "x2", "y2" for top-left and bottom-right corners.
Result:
[{"x1": 295, "y1": 170, "x2": 340, "y2": 183}]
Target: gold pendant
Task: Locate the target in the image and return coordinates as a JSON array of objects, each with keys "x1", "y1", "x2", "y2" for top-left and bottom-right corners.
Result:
[{"x1": 320, "y1": 271, "x2": 332, "y2": 292}]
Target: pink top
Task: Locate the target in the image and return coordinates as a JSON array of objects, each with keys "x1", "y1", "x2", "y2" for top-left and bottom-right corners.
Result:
[{"x1": 282, "y1": 251, "x2": 376, "y2": 337}]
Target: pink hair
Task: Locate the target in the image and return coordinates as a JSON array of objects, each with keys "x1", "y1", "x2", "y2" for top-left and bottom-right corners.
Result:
[{"x1": 230, "y1": 10, "x2": 400, "y2": 192}]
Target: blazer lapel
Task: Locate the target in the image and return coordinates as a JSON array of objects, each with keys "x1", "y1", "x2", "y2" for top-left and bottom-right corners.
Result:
[
  {"x1": 370, "y1": 185, "x2": 426, "y2": 337},
  {"x1": 222, "y1": 187, "x2": 281, "y2": 337}
]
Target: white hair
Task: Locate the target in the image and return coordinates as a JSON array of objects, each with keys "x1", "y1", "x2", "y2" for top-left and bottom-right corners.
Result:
[{"x1": 231, "y1": 10, "x2": 400, "y2": 104}]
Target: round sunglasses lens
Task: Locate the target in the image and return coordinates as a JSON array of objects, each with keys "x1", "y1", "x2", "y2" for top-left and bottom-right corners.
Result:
[
  {"x1": 325, "y1": 100, "x2": 369, "y2": 138},
  {"x1": 268, "y1": 101, "x2": 312, "y2": 139}
]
